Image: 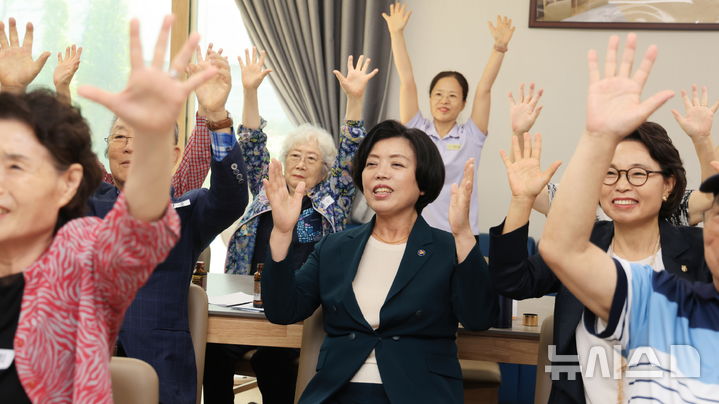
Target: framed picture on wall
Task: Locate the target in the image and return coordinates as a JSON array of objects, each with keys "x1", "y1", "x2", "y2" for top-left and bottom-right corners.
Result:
[{"x1": 529, "y1": 0, "x2": 719, "y2": 30}]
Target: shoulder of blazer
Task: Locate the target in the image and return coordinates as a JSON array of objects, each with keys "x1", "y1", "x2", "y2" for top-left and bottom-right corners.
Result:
[
  {"x1": 590, "y1": 220, "x2": 614, "y2": 250},
  {"x1": 659, "y1": 220, "x2": 702, "y2": 260}
]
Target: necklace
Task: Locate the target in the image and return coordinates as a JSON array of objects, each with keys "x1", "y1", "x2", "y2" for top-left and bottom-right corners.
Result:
[
  {"x1": 371, "y1": 231, "x2": 409, "y2": 245},
  {"x1": 610, "y1": 234, "x2": 661, "y2": 270}
]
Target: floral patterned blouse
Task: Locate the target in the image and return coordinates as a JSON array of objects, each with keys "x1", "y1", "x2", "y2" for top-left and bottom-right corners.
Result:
[{"x1": 224, "y1": 120, "x2": 366, "y2": 275}]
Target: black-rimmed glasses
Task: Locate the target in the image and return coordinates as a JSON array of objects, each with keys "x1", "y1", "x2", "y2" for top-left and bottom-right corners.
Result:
[{"x1": 603, "y1": 167, "x2": 665, "y2": 186}]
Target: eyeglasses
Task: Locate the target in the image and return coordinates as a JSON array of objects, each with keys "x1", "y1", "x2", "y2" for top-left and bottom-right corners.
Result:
[
  {"x1": 286, "y1": 152, "x2": 321, "y2": 167},
  {"x1": 104, "y1": 134, "x2": 135, "y2": 147},
  {"x1": 603, "y1": 167, "x2": 665, "y2": 186}
]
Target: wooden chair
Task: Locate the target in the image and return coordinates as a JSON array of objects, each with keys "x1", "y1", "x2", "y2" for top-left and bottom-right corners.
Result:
[
  {"x1": 462, "y1": 359, "x2": 501, "y2": 404},
  {"x1": 110, "y1": 357, "x2": 159, "y2": 404},
  {"x1": 534, "y1": 315, "x2": 554, "y2": 404},
  {"x1": 188, "y1": 283, "x2": 209, "y2": 404},
  {"x1": 294, "y1": 308, "x2": 325, "y2": 403}
]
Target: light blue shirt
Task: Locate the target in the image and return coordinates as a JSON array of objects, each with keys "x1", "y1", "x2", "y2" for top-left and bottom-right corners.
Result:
[{"x1": 406, "y1": 112, "x2": 486, "y2": 234}]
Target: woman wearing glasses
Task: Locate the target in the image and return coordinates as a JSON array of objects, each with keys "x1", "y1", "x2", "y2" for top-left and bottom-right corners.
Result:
[
  {"x1": 489, "y1": 122, "x2": 712, "y2": 403},
  {"x1": 205, "y1": 51, "x2": 377, "y2": 404}
]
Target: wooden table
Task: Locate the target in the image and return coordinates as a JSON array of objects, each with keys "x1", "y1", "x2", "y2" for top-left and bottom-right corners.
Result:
[{"x1": 206, "y1": 274, "x2": 541, "y2": 365}]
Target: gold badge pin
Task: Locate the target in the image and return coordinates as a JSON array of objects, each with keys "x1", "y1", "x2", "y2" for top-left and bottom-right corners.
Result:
[{"x1": 681, "y1": 265, "x2": 688, "y2": 272}]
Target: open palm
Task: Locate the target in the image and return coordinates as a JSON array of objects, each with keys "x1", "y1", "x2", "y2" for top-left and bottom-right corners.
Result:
[
  {"x1": 488, "y1": 15, "x2": 515, "y2": 48},
  {"x1": 78, "y1": 16, "x2": 216, "y2": 137},
  {"x1": 672, "y1": 85, "x2": 718, "y2": 139},
  {"x1": 382, "y1": 3, "x2": 411, "y2": 34},
  {"x1": 0, "y1": 19, "x2": 50, "y2": 89},
  {"x1": 239, "y1": 47, "x2": 272, "y2": 90},
  {"x1": 585, "y1": 34, "x2": 674, "y2": 140},
  {"x1": 333, "y1": 54, "x2": 379, "y2": 100},
  {"x1": 53, "y1": 45, "x2": 82, "y2": 87},
  {"x1": 191, "y1": 45, "x2": 231, "y2": 112},
  {"x1": 263, "y1": 159, "x2": 305, "y2": 234},
  {"x1": 500, "y1": 133, "x2": 560, "y2": 200},
  {"x1": 509, "y1": 83, "x2": 543, "y2": 134},
  {"x1": 448, "y1": 159, "x2": 475, "y2": 235}
]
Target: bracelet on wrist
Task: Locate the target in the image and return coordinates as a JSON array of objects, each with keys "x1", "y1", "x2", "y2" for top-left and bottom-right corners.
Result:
[{"x1": 494, "y1": 44, "x2": 508, "y2": 53}]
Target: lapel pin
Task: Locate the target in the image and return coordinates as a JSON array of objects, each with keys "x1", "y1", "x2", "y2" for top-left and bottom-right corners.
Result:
[
  {"x1": 417, "y1": 249, "x2": 426, "y2": 256},
  {"x1": 681, "y1": 265, "x2": 688, "y2": 272}
]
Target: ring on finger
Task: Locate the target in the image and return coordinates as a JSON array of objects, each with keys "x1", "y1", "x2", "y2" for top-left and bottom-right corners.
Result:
[{"x1": 168, "y1": 68, "x2": 181, "y2": 80}]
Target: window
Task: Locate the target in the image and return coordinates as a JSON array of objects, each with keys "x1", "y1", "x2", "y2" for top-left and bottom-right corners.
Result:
[
  {"x1": 196, "y1": 0, "x2": 295, "y2": 160},
  {"x1": 196, "y1": 0, "x2": 296, "y2": 273},
  {"x1": 1, "y1": 0, "x2": 172, "y2": 166}
]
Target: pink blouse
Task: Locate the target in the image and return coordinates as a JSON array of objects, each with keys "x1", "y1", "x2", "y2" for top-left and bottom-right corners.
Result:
[{"x1": 13, "y1": 194, "x2": 180, "y2": 403}]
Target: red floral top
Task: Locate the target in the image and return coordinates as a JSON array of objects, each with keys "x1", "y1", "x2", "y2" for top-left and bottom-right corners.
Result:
[{"x1": 13, "y1": 194, "x2": 180, "y2": 403}]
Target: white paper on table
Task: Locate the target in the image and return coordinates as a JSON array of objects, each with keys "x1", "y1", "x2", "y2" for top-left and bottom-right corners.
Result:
[
  {"x1": 208, "y1": 291, "x2": 254, "y2": 307},
  {"x1": 231, "y1": 302, "x2": 264, "y2": 313}
]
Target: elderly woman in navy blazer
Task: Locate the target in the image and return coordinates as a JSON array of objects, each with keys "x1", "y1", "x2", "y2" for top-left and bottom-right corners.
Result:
[{"x1": 261, "y1": 120, "x2": 497, "y2": 403}]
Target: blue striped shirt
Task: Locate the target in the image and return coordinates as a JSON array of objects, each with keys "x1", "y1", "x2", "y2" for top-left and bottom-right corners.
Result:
[{"x1": 584, "y1": 259, "x2": 719, "y2": 403}]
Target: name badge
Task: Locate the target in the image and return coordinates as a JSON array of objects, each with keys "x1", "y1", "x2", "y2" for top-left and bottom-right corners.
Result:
[
  {"x1": 319, "y1": 195, "x2": 334, "y2": 210},
  {"x1": 0, "y1": 349, "x2": 15, "y2": 370},
  {"x1": 446, "y1": 143, "x2": 461, "y2": 151},
  {"x1": 172, "y1": 200, "x2": 191, "y2": 209}
]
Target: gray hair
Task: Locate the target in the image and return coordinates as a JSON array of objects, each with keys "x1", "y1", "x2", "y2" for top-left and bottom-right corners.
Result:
[{"x1": 280, "y1": 123, "x2": 337, "y2": 170}]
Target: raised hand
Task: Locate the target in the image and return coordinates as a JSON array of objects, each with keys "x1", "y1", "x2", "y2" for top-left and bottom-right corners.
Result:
[
  {"x1": 672, "y1": 85, "x2": 719, "y2": 139},
  {"x1": 500, "y1": 133, "x2": 561, "y2": 202},
  {"x1": 239, "y1": 47, "x2": 272, "y2": 90},
  {"x1": 264, "y1": 159, "x2": 305, "y2": 234},
  {"x1": 78, "y1": 16, "x2": 216, "y2": 137},
  {"x1": 585, "y1": 34, "x2": 674, "y2": 141},
  {"x1": 0, "y1": 18, "x2": 51, "y2": 92},
  {"x1": 488, "y1": 15, "x2": 515, "y2": 50},
  {"x1": 189, "y1": 43, "x2": 231, "y2": 116},
  {"x1": 54, "y1": 45, "x2": 82, "y2": 88},
  {"x1": 382, "y1": 2, "x2": 411, "y2": 34},
  {"x1": 333, "y1": 55, "x2": 379, "y2": 101},
  {"x1": 509, "y1": 83, "x2": 544, "y2": 135},
  {"x1": 449, "y1": 158, "x2": 475, "y2": 236}
]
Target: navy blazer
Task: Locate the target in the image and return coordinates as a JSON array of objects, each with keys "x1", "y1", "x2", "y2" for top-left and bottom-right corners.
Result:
[
  {"x1": 488, "y1": 219, "x2": 711, "y2": 404},
  {"x1": 262, "y1": 216, "x2": 498, "y2": 404},
  {"x1": 88, "y1": 144, "x2": 248, "y2": 404}
]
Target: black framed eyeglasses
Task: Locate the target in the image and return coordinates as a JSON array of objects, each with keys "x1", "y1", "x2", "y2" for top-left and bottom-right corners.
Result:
[{"x1": 603, "y1": 167, "x2": 665, "y2": 186}]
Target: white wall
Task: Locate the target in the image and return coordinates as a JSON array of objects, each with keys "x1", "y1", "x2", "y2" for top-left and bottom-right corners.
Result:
[{"x1": 384, "y1": 0, "x2": 719, "y2": 238}]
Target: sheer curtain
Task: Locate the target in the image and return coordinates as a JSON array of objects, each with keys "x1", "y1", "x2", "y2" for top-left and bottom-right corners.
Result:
[{"x1": 235, "y1": 0, "x2": 393, "y2": 137}]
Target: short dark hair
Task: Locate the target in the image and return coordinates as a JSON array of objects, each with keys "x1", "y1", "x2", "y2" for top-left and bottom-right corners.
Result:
[
  {"x1": 0, "y1": 90, "x2": 103, "y2": 231},
  {"x1": 622, "y1": 121, "x2": 687, "y2": 219},
  {"x1": 429, "y1": 71, "x2": 469, "y2": 102},
  {"x1": 352, "y1": 120, "x2": 444, "y2": 213}
]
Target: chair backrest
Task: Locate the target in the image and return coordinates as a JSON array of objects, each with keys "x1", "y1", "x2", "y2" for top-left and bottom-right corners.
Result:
[
  {"x1": 110, "y1": 357, "x2": 159, "y2": 404},
  {"x1": 188, "y1": 283, "x2": 209, "y2": 404},
  {"x1": 294, "y1": 308, "x2": 326, "y2": 403},
  {"x1": 534, "y1": 315, "x2": 554, "y2": 404}
]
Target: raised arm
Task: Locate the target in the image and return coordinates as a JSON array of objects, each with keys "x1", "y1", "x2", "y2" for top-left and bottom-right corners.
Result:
[
  {"x1": 448, "y1": 158, "x2": 479, "y2": 262},
  {"x1": 671, "y1": 84, "x2": 719, "y2": 225},
  {"x1": 238, "y1": 47, "x2": 272, "y2": 195},
  {"x1": 239, "y1": 47, "x2": 271, "y2": 129},
  {"x1": 53, "y1": 45, "x2": 82, "y2": 104},
  {"x1": 78, "y1": 16, "x2": 216, "y2": 221},
  {"x1": 471, "y1": 16, "x2": 515, "y2": 134},
  {"x1": 333, "y1": 54, "x2": 378, "y2": 121},
  {"x1": 170, "y1": 45, "x2": 231, "y2": 196},
  {"x1": 267, "y1": 159, "x2": 306, "y2": 261},
  {"x1": 500, "y1": 133, "x2": 561, "y2": 234},
  {"x1": 382, "y1": 2, "x2": 418, "y2": 124},
  {"x1": 539, "y1": 34, "x2": 674, "y2": 321},
  {"x1": 0, "y1": 18, "x2": 51, "y2": 93}
]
